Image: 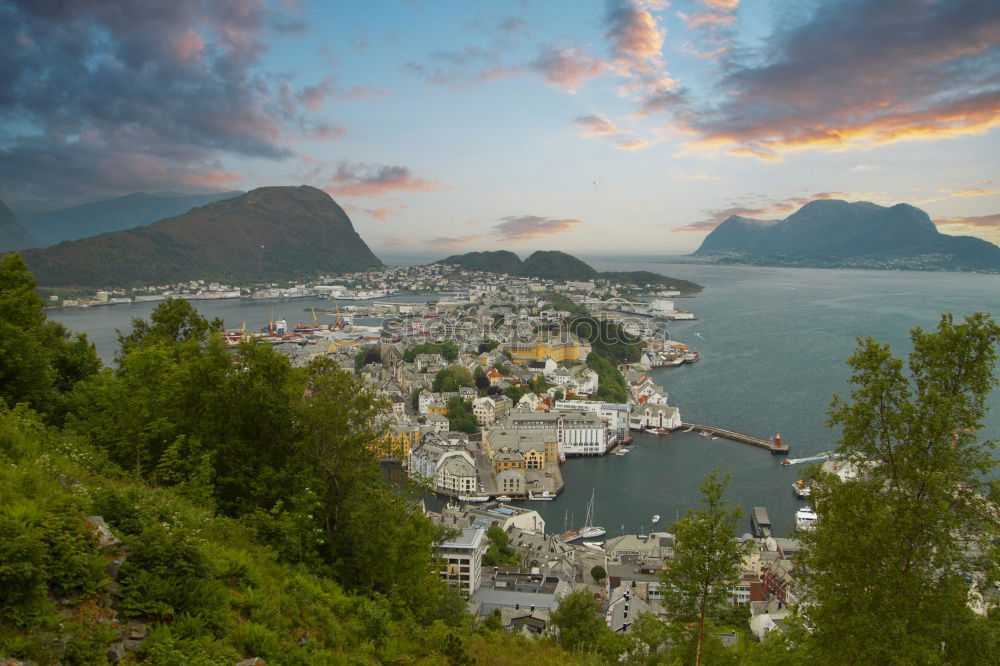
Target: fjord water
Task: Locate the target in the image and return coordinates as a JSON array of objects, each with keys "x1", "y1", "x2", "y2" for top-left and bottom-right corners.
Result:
[{"x1": 49, "y1": 263, "x2": 999, "y2": 536}]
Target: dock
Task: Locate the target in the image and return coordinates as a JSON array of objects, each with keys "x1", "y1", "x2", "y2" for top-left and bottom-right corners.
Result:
[
  {"x1": 681, "y1": 423, "x2": 790, "y2": 454},
  {"x1": 751, "y1": 506, "x2": 772, "y2": 538}
]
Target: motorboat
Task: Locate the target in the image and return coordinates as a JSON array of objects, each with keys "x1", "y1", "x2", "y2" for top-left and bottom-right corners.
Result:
[
  {"x1": 792, "y1": 480, "x2": 811, "y2": 499},
  {"x1": 651, "y1": 514, "x2": 661, "y2": 524},
  {"x1": 795, "y1": 507, "x2": 818, "y2": 531},
  {"x1": 495, "y1": 495, "x2": 512, "y2": 502}
]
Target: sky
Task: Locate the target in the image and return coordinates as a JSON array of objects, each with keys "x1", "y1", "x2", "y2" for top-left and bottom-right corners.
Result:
[{"x1": 1, "y1": 0, "x2": 998, "y2": 255}]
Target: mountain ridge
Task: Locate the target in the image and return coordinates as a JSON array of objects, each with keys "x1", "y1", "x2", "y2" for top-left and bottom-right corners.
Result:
[
  {"x1": 435, "y1": 249, "x2": 702, "y2": 292},
  {"x1": 694, "y1": 199, "x2": 1000, "y2": 271},
  {"x1": 20, "y1": 186, "x2": 382, "y2": 288},
  {"x1": 0, "y1": 199, "x2": 40, "y2": 252},
  {"x1": 16, "y1": 190, "x2": 245, "y2": 246}
]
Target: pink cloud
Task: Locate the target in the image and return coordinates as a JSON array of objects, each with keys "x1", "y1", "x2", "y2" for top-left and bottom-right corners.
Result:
[
  {"x1": 530, "y1": 46, "x2": 607, "y2": 92},
  {"x1": 574, "y1": 114, "x2": 619, "y2": 136},
  {"x1": 494, "y1": 215, "x2": 583, "y2": 242},
  {"x1": 326, "y1": 162, "x2": 440, "y2": 197}
]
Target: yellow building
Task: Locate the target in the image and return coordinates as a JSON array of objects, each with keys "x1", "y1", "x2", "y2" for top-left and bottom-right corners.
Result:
[
  {"x1": 507, "y1": 332, "x2": 586, "y2": 364},
  {"x1": 372, "y1": 427, "x2": 420, "y2": 459}
]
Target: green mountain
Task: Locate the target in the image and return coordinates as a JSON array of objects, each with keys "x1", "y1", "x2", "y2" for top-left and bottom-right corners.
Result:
[
  {"x1": 15, "y1": 190, "x2": 244, "y2": 246},
  {"x1": 694, "y1": 199, "x2": 1000, "y2": 271},
  {"x1": 435, "y1": 250, "x2": 702, "y2": 292},
  {"x1": 435, "y1": 250, "x2": 522, "y2": 273},
  {"x1": 519, "y1": 250, "x2": 600, "y2": 281},
  {"x1": 21, "y1": 186, "x2": 383, "y2": 288},
  {"x1": 0, "y1": 198, "x2": 40, "y2": 251}
]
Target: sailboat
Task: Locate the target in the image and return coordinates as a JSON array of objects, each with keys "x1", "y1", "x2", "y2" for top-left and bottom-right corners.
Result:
[{"x1": 562, "y1": 490, "x2": 607, "y2": 542}]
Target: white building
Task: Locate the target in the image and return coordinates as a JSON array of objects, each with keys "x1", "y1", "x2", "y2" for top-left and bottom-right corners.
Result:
[
  {"x1": 437, "y1": 527, "x2": 487, "y2": 597},
  {"x1": 505, "y1": 410, "x2": 607, "y2": 457},
  {"x1": 629, "y1": 404, "x2": 682, "y2": 431},
  {"x1": 554, "y1": 400, "x2": 631, "y2": 445},
  {"x1": 472, "y1": 396, "x2": 498, "y2": 425}
]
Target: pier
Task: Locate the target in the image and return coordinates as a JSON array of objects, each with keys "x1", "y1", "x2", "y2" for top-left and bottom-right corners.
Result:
[{"x1": 681, "y1": 423, "x2": 790, "y2": 454}]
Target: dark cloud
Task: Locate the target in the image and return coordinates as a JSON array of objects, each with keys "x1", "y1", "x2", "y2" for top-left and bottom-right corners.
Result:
[
  {"x1": 605, "y1": 0, "x2": 663, "y2": 66},
  {"x1": 670, "y1": 0, "x2": 1000, "y2": 157},
  {"x1": 325, "y1": 162, "x2": 440, "y2": 197},
  {"x1": 494, "y1": 215, "x2": 583, "y2": 242},
  {"x1": 0, "y1": 0, "x2": 333, "y2": 198}
]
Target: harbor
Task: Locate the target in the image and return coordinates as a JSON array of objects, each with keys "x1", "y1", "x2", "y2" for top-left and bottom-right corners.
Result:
[{"x1": 681, "y1": 423, "x2": 790, "y2": 454}]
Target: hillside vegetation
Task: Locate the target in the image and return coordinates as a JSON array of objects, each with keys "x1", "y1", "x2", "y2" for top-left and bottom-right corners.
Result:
[{"x1": 0, "y1": 253, "x2": 589, "y2": 665}]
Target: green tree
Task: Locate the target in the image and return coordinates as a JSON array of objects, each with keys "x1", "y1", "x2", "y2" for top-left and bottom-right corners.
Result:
[
  {"x1": 797, "y1": 312, "x2": 1000, "y2": 663},
  {"x1": 446, "y1": 396, "x2": 478, "y2": 434},
  {"x1": 660, "y1": 468, "x2": 750, "y2": 666},
  {"x1": 482, "y1": 526, "x2": 517, "y2": 568},
  {"x1": 550, "y1": 588, "x2": 608, "y2": 654},
  {"x1": 433, "y1": 365, "x2": 475, "y2": 392},
  {"x1": 590, "y1": 565, "x2": 606, "y2": 582},
  {"x1": 0, "y1": 253, "x2": 100, "y2": 420}
]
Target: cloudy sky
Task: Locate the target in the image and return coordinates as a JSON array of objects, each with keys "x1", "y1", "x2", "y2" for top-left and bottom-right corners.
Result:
[{"x1": 1, "y1": 0, "x2": 998, "y2": 254}]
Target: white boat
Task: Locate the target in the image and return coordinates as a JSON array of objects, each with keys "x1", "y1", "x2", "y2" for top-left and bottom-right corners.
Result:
[
  {"x1": 460, "y1": 494, "x2": 490, "y2": 503},
  {"x1": 651, "y1": 514, "x2": 660, "y2": 524},
  {"x1": 562, "y1": 489, "x2": 606, "y2": 541},
  {"x1": 495, "y1": 495, "x2": 512, "y2": 502},
  {"x1": 529, "y1": 491, "x2": 556, "y2": 501},
  {"x1": 614, "y1": 447, "x2": 631, "y2": 456},
  {"x1": 795, "y1": 507, "x2": 818, "y2": 531},
  {"x1": 582, "y1": 541, "x2": 605, "y2": 549},
  {"x1": 792, "y1": 480, "x2": 811, "y2": 499}
]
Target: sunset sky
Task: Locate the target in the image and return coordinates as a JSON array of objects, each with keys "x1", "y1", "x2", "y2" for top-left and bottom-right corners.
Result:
[{"x1": 1, "y1": 0, "x2": 998, "y2": 254}]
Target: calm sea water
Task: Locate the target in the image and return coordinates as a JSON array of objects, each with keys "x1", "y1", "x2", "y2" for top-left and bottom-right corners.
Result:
[{"x1": 49, "y1": 262, "x2": 1000, "y2": 537}]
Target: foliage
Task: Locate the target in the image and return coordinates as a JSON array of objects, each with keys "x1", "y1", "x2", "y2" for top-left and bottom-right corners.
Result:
[
  {"x1": 404, "y1": 341, "x2": 459, "y2": 362},
  {"x1": 660, "y1": 468, "x2": 750, "y2": 666},
  {"x1": 0, "y1": 253, "x2": 100, "y2": 422},
  {"x1": 590, "y1": 565, "x2": 606, "y2": 582},
  {"x1": 446, "y1": 396, "x2": 479, "y2": 434},
  {"x1": 482, "y1": 526, "x2": 518, "y2": 568},
  {"x1": 354, "y1": 347, "x2": 381, "y2": 371},
  {"x1": 478, "y1": 340, "x2": 500, "y2": 353},
  {"x1": 586, "y1": 352, "x2": 629, "y2": 403},
  {"x1": 433, "y1": 364, "x2": 475, "y2": 392},
  {"x1": 796, "y1": 312, "x2": 1000, "y2": 663}
]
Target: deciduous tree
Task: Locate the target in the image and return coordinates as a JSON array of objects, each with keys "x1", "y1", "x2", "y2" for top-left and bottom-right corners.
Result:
[{"x1": 798, "y1": 312, "x2": 1000, "y2": 663}]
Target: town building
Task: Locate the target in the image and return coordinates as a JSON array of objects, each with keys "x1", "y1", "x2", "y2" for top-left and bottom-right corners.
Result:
[{"x1": 437, "y1": 527, "x2": 487, "y2": 597}]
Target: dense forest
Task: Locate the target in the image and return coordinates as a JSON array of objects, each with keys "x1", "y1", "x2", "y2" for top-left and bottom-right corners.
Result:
[{"x1": 1, "y1": 251, "x2": 998, "y2": 664}]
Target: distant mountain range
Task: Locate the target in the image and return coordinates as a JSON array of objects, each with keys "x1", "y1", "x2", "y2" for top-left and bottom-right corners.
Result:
[
  {"x1": 0, "y1": 199, "x2": 39, "y2": 252},
  {"x1": 21, "y1": 186, "x2": 382, "y2": 288},
  {"x1": 12, "y1": 190, "x2": 244, "y2": 246},
  {"x1": 436, "y1": 249, "x2": 702, "y2": 293},
  {"x1": 694, "y1": 199, "x2": 1000, "y2": 271}
]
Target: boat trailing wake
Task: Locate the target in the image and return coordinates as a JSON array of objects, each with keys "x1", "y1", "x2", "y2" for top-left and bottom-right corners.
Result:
[{"x1": 783, "y1": 452, "x2": 833, "y2": 465}]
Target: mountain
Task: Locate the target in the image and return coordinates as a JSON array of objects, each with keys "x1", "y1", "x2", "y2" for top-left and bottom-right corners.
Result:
[
  {"x1": 435, "y1": 250, "x2": 523, "y2": 274},
  {"x1": 519, "y1": 250, "x2": 600, "y2": 281},
  {"x1": 15, "y1": 190, "x2": 244, "y2": 246},
  {"x1": 435, "y1": 250, "x2": 702, "y2": 292},
  {"x1": 0, "y1": 199, "x2": 40, "y2": 251},
  {"x1": 21, "y1": 186, "x2": 383, "y2": 288},
  {"x1": 694, "y1": 199, "x2": 1000, "y2": 271}
]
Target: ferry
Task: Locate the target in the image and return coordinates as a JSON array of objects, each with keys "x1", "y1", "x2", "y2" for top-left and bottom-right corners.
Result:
[
  {"x1": 529, "y1": 491, "x2": 556, "y2": 501},
  {"x1": 795, "y1": 507, "x2": 818, "y2": 531},
  {"x1": 459, "y1": 494, "x2": 490, "y2": 503},
  {"x1": 793, "y1": 480, "x2": 811, "y2": 499}
]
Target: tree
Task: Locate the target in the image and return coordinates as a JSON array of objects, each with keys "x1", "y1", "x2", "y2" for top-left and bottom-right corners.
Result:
[
  {"x1": 590, "y1": 565, "x2": 606, "y2": 582},
  {"x1": 482, "y1": 526, "x2": 517, "y2": 568},
  {"x1": 0, "y1": 253, "x2": 100, "y2": 420},
  {"x1": 660, "y1": 468, "x2": 750, "y2": 666},
  {"x1": 797, "y1": 313, "x2": 1000, "y2": 663},
  {"x1": 550, "y1": 589, "x2": 608, "y2": 653},
  {"x1": 433, "y1": 365, "x2": 474, "y2": 392}
]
